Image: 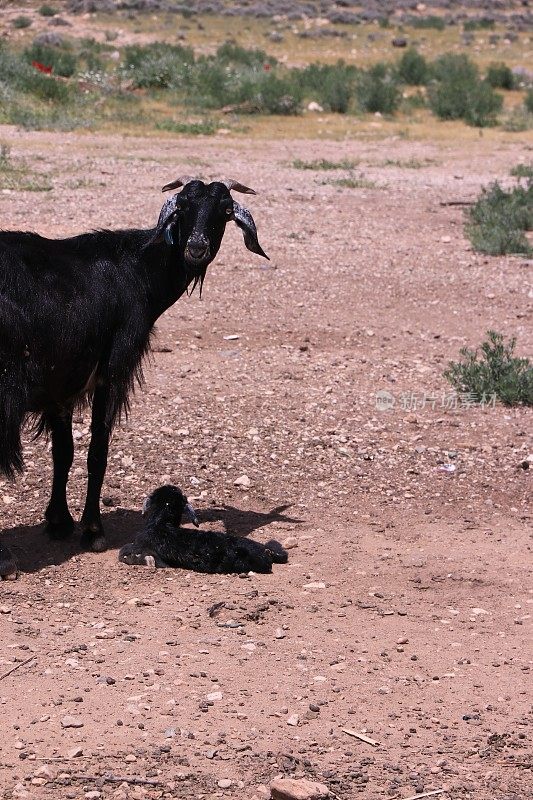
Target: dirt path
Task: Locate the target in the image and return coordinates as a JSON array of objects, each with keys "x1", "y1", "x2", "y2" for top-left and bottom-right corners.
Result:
[{"x1": 0, "y1": 128, "x2": 531, "y2": 799}]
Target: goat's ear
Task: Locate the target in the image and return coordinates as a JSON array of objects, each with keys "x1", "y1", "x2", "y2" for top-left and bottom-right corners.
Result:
[
  {"x1": 150, "y1": 195, "x2": 180, "y2": 245},
  {"x1": 232, "y1": 202, "x2": 269, "y2": 260}
]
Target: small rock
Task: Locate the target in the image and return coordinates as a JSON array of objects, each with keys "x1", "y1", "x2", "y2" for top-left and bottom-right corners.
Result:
[
  {"x1": 234, "y1": 474, "x2": 251, "y2": 488},
  {"x1": 67, "y1": 746, "x2": 84, "y2": 759},
  {"x1": 286, "y1": 714, "x2": 299, "y2": 726},
  {"x1": 218, "y1": 779, "x2": 232, "y2": 789},
  {"x1": 282, "y1": 536, "x2": 298, "y2": 550},
  {"x1": 61, "y1": 715, "x2": 84, "y2": 729},
  {"x1": 307, "y1": 101, "x2": 324, "y2": 112},
  {"x1": 303, "y1": 582, "x2": 326, "y2": 589},
  {"x1": 270, "y1": 777, "x2": 330, "y2": 800}
]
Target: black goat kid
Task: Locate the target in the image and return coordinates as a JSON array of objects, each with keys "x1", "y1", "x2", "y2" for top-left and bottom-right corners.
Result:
[
  {"x1": 0, "y1": 178, "x2": 268, "y2": 577},
  {"x1": 119, "y1": 485, "x2": 288, "y2": 574}
]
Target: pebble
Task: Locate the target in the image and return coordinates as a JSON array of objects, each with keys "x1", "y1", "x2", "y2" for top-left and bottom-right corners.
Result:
[
  {"x1": 218, "y1": 779, "x2": 232, "y2": 789},
  {"x1": 67, "y1": 746, "x2": 84, "y2": 759},
  {"x1": 234, "y1": 474, "x2": 251, "y2": 487},
  {"x1": 270, "y1": 777, "x2": 330, "y2": 800},
  {"x1": 283, "y1": 536, "x2": 299, "y2": 549},
  {"x1": 61, "y1": 715, "x2": 84, "y2": 729},
  {"x1": 286, "y1": 714, "x2": 299, "y2": 726}
]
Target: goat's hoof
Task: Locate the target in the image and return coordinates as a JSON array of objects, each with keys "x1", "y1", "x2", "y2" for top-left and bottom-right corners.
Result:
[
  {"x1": 0, "y1": 553, "x2": 18, "y2": 580},
  {"x1": 80, "y1": 527, "x2": 107, "y2": 553},
  {"x1": 45, "y1": 516, "x2": 75, "y2": 540},
  {"x1": 118, "y1": 543, "x2": 145, "y2": 565}
]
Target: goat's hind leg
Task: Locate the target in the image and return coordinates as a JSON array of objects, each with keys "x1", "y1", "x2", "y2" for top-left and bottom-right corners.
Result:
[
  {"x1": 80, "y1": 386, "x2": 109, "y2": 553},
  {"x1": 44, "y1": 410, "x2": 75, "y2": 539},
  {"x1": 0, "y1": 540, "x2": 18, "y2": 579}
]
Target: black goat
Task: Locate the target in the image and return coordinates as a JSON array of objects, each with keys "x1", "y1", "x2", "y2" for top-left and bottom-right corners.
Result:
[
  {"x1": 119, "y1": 485, "x2": 288, "y2": 574},
  {"x1": 0, "y1": 177, "x2": 268, "y2": 578}
]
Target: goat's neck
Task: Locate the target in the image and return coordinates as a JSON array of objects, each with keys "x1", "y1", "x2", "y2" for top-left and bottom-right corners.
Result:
[{"x1": 141, "y1": 238, "x2": 191, "y2": 322}]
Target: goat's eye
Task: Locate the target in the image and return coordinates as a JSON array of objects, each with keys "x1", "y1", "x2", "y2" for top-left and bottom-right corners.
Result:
[{"x1": 225, "y1": 207, "x2": 232, "y2": 216}]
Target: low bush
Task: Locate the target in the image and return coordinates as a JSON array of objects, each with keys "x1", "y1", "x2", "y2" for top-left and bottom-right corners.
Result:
[
  {"x1": 24, "y1": 42, "x2": 78, "y2": 78},
  {"x1": 298, "y1": 62, "x2": 358, "y2": 113},
  {"x1": 525, "y1": 89, "x2": 533, "y2": 114},
  {"x1": 463, "y1": 17, "x2": 495, "y2": 31},
  {"x1": 408, "y1": 15, "x2": 446, "y2": 30},
  {"x1": 12, "y1": 16, "x2": 32, "y2": 29},
  {"x1": 122, "y1": 42, "x2": 194, "y2": 88},
  {"x1": 486, "y1": 62, "x2": 516, "y2": 90},
  {"x1": 38, "y1": 5, "x2": 58, "y2": 16},
  {"x1": 428, "y1": 54, "x2": 502, "y2": 126},
  {"x1": 444, "y1": 331, "x2": 533, "y2": 406},
  {"x1": 397, "y1": 48, "x2": 430, "y2": 85},
  {"x1": 510, "y1": 163, "x2": 533, "y2": 179},
  {"x1": 466, "y1": 180, "x2": 533, "y2": 255},
  {"x1": 356, "y1": 67, "x2": 400, "y2": 114},
  {"x1": 292, "y1": 158, "x2": 359, "y2": 170}
]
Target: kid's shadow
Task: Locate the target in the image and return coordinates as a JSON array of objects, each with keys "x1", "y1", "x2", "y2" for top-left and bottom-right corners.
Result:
[{"x1": 2, "y1": 502, "x2": 302, "y2": 574}]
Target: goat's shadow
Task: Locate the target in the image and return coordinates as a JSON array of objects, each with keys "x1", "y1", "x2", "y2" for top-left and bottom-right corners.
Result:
[{"x1": 2, "y1": 503, "x2": 302, "y2": 574}]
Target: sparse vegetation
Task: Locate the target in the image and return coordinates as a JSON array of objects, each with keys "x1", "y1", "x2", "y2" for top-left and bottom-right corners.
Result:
[
  {"x1": 155, "y1": 118, "x2": 218, "y2": 135},
  {"x1": 510, "y1": 163, "x2": 533, "y2": 179},
  {"x1": 408, "y1": 15, "x2": 446, "y2": 31},
  {"x1": 525, "y1": 89, "x2": 533, "y2": 114},
  {"x1": 444, "y1": 331, "x2": 533, "y2": 406},
  {"x1": 292, "y1": 158, "x2": 359, "y2": 171},
  {"x1": 0, "y1": 144, "x2": 52, "y2": 191},
  {"x1": 466, "y1": 180, "x2": 533, "y2": 256},
  {"x1": 328, "y1": 176, "x2": 380, "y2": 189},
  {"x1": 12, "y1": 16, "x2": 32, "y2": 29}
]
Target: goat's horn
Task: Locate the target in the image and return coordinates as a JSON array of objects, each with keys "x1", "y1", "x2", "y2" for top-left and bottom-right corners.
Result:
[
  {"x1": 222, "y1": 179, "x2": 257, "y2": 195},
  {"x1": 161, "y1": 175, "x2": 197, "y2": 193}
]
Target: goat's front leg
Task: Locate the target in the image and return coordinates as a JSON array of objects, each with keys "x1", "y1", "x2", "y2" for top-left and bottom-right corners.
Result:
[
  {"x1": 44, "y1": 410, "x2": 75, "y2": 539},
  {"x1": 80, "y1": 386, "x2": 110, "y2": 552}
]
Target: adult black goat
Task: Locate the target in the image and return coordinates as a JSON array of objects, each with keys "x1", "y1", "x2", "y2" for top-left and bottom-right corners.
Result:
[{"x1": 0, "y1": 177, "x2": 268, "y2": 578}]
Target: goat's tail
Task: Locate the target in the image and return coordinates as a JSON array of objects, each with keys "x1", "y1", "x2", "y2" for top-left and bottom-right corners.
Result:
[{"x1": 265, "y1": 539, "x2": 289, "y2": 564}]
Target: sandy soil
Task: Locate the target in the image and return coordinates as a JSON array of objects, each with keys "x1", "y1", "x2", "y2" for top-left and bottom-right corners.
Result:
[{"x1": 0, "y1": 128, "x2": 531, "y2": 800}]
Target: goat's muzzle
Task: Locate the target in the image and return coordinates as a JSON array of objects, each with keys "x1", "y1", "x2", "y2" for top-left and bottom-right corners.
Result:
[{"x1": 184, "y1": 237, "x2": 211, "y2": 267}]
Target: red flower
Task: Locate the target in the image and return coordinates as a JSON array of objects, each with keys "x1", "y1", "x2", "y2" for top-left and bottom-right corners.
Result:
[
  {"x1": 32, "y1": 61, "x2": 53, "y2": 75},
  {"x1": 263, "y1": 63, "x2": 271, "y2": 72}
]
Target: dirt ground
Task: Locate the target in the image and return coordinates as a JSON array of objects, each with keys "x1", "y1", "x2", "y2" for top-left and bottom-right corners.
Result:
[{"x1": 0, "y1": 128, "x2": 531, "y2": 800}]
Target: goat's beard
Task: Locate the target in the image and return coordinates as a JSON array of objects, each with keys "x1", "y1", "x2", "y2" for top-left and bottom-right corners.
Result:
[{"x1": 186, "y1": 269, "x2": 206, "y2": 298}]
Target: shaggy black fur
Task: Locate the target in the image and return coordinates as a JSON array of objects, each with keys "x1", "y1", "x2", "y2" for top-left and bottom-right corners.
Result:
[
  {"x1": 0, "y1": 180, "x2": 267, "y2": 577},
  {"x1": 119, "y1": 485, "x2": 288, "y2": 574}
]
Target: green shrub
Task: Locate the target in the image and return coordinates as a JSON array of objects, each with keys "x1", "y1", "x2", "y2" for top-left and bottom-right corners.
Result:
[
  {"x1": 24, "y1": 42, "x2": 78, "y2": 78},
  {"x1": 486, "y1": 62, "x2": 516, "y2": 90},
  {"x1": 356, "y1": 68, "x2": 400, "y2": 114},
  {"x1": 525, "y1": 89, "x2": 533, "y2": 114},
  {"x1": 428, "y1": 54, "x2": 502, "y2": 126},
  {"x1": 236, "y1": 74, "x2": 302, "y2": 115},
  {"x1": 216, "y1": 42, "x2": 275, "y2": 68},
  {"x1": 407, "y1": 15, "x2": 446, "y2": 30},
  {"x1": 502, "y1": 106, "x2": 533, "y2": 132},
  {"x1": 155, "y1": 118, "x2": 218, "y2": 135},
  {"x1": 432, "y1": 53, "x2": 477, "y2": 84},
  {"x1": 12, "y1": 16, "x2": 32, "y2": 29},
  {"x1": 298, "y1": 61, "x2": 358, "y2": 112},
  {"x1": 123, "y1": 42, "x2": 194, "y2": 88},
  {"x1": 466, "y1": 180, "x2": 533, "y2": 255},
  {"x1": 510, "y1": 163, "x2": 533, "y2": 179},
  {"x1": 444, "y1": 331, "x2": 533, "y2": 406},
  {"x1": 292, "y1": 158, "x2": 359, "y2": 170},
  {"x1": 397, "y1": 48, "x2": 429, "y2": 85},
  {"x1": 464, "y1": 17, "x2": 495, "y2": 31},
  {"x1": 38, "y1": 5, "x2": 58, "y2": 16}
]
